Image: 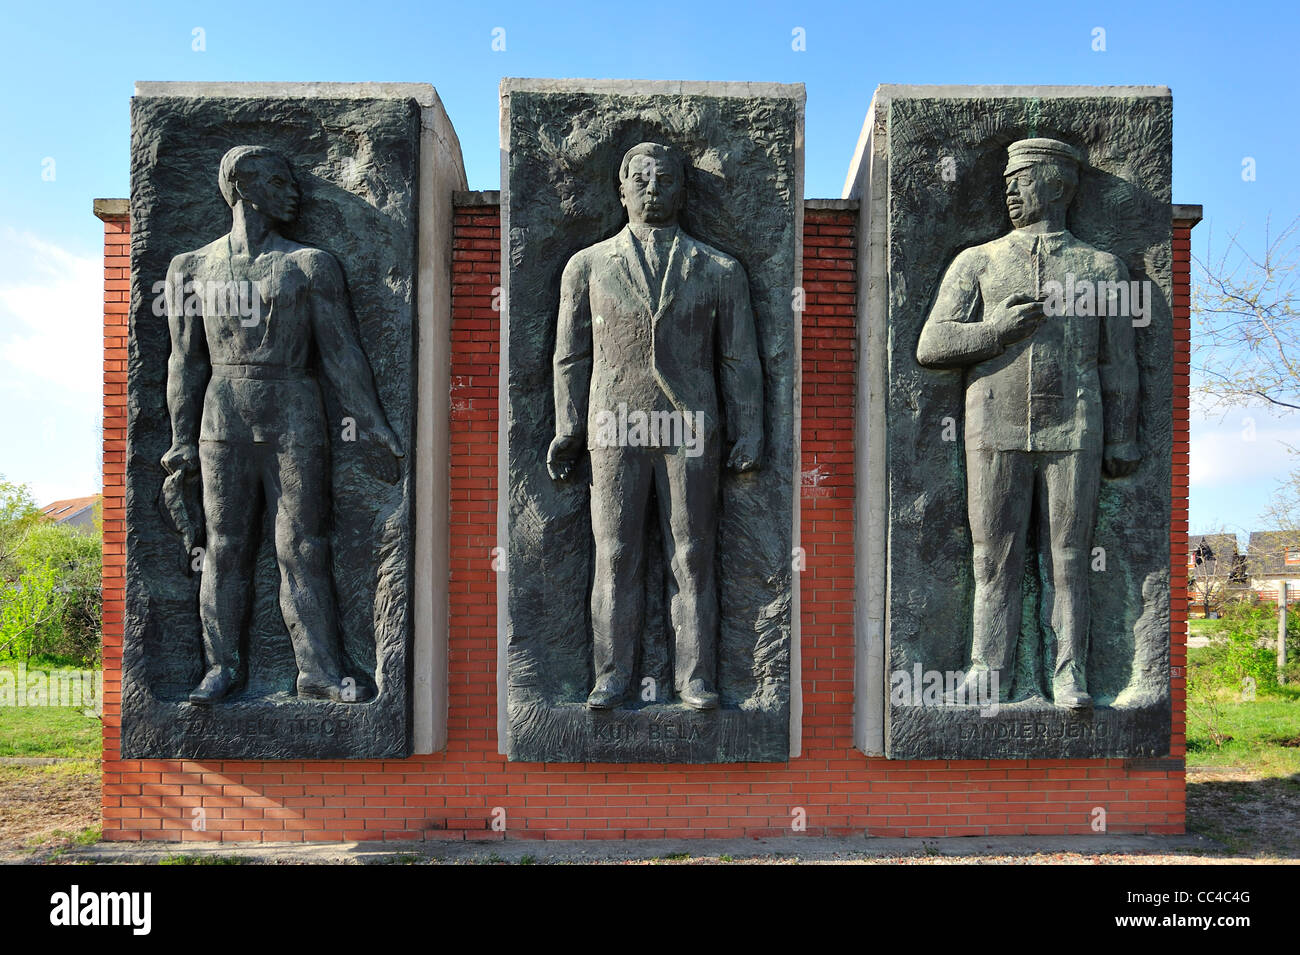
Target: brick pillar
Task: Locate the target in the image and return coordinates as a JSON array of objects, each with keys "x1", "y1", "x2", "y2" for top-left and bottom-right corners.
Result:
[
  {"x1": 94, "y1": 198, "x2": 129, "y2": 836},
  {"x1": 1169, "y1": 205, "x2": 1202, "y2": 766},
  {"x1": 799, "y1": 204, "x2": 858, "y2": 750},
  {"x1": 449, "y1": 195, "x2": 501, "y2": 753}
]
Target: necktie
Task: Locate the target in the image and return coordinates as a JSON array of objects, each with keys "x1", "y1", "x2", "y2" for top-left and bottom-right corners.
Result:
[{"x1": 644, "y1": 233, "x2": 668, "y2": 284}]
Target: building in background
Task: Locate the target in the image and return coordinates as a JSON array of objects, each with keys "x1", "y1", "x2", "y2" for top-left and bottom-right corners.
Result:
[
  {"x1": 40, "y1": 494, "x2": 101, "y2": 533},
  {"x1": 1188, "y1": 533, "x2": 1250, "y2": 616},
  {"x1": 1244, "y1": 530, "x2": 1300, "y2": 605}
]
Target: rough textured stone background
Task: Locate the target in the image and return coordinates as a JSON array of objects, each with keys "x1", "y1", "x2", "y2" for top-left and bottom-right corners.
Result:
[
  {"x1": 503, "y1": 86, "x2": 801, "y2": 762},
  {"x1": 123, "y1": 96, "x2": 420, "y2": 758},
  {"x1": 884, "y1": 94, "x2": 1173, "y2": 758}
]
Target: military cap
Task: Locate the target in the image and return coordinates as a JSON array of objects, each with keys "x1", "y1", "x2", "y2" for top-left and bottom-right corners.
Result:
[{"x1": 1003, "y1": 138, "x2": 1084, "y2": 176}]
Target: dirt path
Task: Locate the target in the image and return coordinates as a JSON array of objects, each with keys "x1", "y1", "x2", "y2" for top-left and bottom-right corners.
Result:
[
  {"x1": 1186, "y1": 767, "x2": 1300, "y2": 859},
  {"x1": 0, "y1": 761, "x2": 99, "y2": 863}
]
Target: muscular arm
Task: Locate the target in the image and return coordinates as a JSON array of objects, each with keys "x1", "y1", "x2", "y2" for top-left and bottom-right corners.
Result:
[
  {"x1": 162, "y1": 255, "x2": 209, "y2": 473},
  {"x1": 306, "y1": 250, "x2": 402, "y2": 456},
  {"x1": 916, "y1": 249, "x2": 1005, "y2": 368},
  {"x1": 717, "y1": 259, "x2": 764, "y2": 469}
]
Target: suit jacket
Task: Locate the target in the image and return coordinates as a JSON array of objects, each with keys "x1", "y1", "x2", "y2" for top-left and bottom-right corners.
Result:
[
  {"x1": 553, "y1": 224, "x2": 764, "y2": 454},
  {"x1": 915, "y1": 229, "x2": 1139, "y2": 454}
]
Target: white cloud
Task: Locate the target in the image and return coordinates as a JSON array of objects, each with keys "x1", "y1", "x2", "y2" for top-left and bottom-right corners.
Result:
[
  {"x1": 0, "y1": 227, "x2": 101, "y2": 400},
  {"x1": 0, "y1": 228, "x2": 102, "y2": 503},
  {"x1": 1190, "y1": 408, "x2": 1300, "y2": 488}
]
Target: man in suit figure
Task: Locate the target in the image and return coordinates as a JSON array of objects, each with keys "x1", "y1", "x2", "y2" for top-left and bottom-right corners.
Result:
[
  {"x1": 547, "y1": 142, "x2": 764, "y2": 711},
  {"x1": 162, "y1": 145, "x2": 403, "y2": 704},
  {"x1": 916, "y1": 138, "x2": 1141, "y2": 709}
]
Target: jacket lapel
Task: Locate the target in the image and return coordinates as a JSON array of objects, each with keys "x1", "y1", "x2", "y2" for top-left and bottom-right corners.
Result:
[
  {"x1": 611, "y1": 226, "x2": 654, "y2": 315},
  {"x1": 652, "y1": 232, "x2": 685, "y2": 321}
]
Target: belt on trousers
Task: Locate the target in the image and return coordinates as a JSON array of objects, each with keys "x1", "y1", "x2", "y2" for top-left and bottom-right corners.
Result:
[{"x1": 211, "y1": 363, "x2": 312, "y2": 381}]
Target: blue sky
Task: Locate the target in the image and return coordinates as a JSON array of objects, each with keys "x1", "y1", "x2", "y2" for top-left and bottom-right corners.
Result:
[{"x1": 0, "y1": 0, "x2": 1295, "y2": 539}]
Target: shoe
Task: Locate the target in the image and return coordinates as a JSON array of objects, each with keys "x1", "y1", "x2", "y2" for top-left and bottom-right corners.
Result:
[
  {"x1": 679, "y1": 679, "x2": 719, "y2": 710},
  {"x1": 1053, "y1": 679, "x2": 1093, "y2": 710},
  {"x1": 942, "y1": 668, "x2": 1002, "y2": 707},
  {"x1": 1112, "y1": 680, "x2": 1167, "y2": 709},
  {"x1": 297, "y1": 674, "x2": 374, "y2": 703},
  {"x1": 189, "y1": 667, "x2": 237, "y2": 704},
  {"x1": 586, "y1": 678, "x2": 630, "y2": 710}
]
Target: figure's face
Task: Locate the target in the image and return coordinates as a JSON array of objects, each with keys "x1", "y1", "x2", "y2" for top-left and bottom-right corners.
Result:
[
  {"x1": 1004, "y1": 163, "x2": 1052, "y2": 228},
  {"x1": 620, "y1": 154, "x2": 682, "y2": 225},
  {"x1": 236, "y1": 156, "x2": 300, "y2": 225}
]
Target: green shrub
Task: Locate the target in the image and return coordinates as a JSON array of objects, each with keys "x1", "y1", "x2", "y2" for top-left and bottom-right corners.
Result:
[
  {"x1": 1202, "y1": 598, "x2": 1297, "y2": 695},
  {"x1": 1185, "y1": 657, "x2": 1230, "y2": 747},
  {"x1": 0, "y1": 479, "x2": 101, "y2": 666}
]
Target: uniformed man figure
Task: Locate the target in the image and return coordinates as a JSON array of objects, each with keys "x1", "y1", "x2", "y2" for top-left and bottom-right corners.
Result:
[
  {"x1": 547, "y1": 142, "x2": 764, "y2": 711},
  {"x1": 162, "y1": 145, "x2": 403, "y2": 704},
  {"x1": 916, "y1": 137, "x2": 1141, "y2": 708}
]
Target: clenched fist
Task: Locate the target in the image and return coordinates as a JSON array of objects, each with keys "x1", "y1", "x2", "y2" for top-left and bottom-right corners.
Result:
[
  {"x1": 547, "y1": 433, "x2": 583, "y2": 482},
  {"x1": 987, "y1": 293, "x2": 1045, "y2": 347}
]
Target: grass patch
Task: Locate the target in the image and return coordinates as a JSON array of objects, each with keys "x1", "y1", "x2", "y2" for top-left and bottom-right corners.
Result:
[
  {"x1": 0, "y1": 706, "x2": 100, "y2": 758},
  {"x1": 38, "y1": 826, "x2": 102, "y2": 861},
  {"x1": 0, "y1": 758, "x2": 99, "y2": 780},
  {"x1": 1185, "y1": 645, "x2": 1300, "y2": 776},
  {"x1": 658, "y1": 852, "x2": 690, "y2": 861},
  {"x1": 62, "y1": 825, "x2": 101, "y2": 845},
  {"x1": 1184, "y1": 644, "x2": 1300, "y2": 858},
  {"x1": 1, "y1": 653, "x2": 98, "y2": 670},
  {"x1": 158, "y1": 854, "x2": 248, "y2": 865},
  {"x1": 0, "y1": 663, "x2": 102, "y2": 758},
  {"x1": 1188, "y1": 618, "x2": 1224, "y2": 635},
  {"x1": 1185, "y1": 693, "x2": 1300, "y2": 775}
]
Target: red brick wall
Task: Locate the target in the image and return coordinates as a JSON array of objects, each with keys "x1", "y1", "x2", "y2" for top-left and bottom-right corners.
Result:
[
  {"x1": 96, "y1": 205, "x2": 1188, "y2": 842},
  {"x1": 100, "y1": 211, "x2": 127, "y2": 774},
  {"x1": 1170, "y1": 218, "x2": 1195, "y2": 766}
]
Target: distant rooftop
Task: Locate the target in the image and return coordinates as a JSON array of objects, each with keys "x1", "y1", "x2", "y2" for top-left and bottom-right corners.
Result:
[
  {"x1": 1244, "y1": 529, "x2": 1300, "y2": 578},
  {"x1": 40, "y1": 494, "x2": 101, "y2": 530}
]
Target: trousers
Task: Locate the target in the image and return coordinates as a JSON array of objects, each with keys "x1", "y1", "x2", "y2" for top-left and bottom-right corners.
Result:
[
  {"x1": 965, "y1": 446, "x2": 1101, "y2": 693},
  {"x1": 197, "y1": 438, "x2": 345, "y2": 685},
  {"x1": 588, "y1": 435, "x2": 722, "y2": 695}
]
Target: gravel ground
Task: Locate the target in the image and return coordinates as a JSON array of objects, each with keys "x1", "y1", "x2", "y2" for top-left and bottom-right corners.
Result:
[{"x1": 56, "y1": 839, "x2": 1261, "y2": 865}]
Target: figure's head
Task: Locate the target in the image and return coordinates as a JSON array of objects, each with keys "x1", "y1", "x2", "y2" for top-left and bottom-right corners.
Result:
[
  {"x1": 218, "y1": 146, "x2": 300, "y2": 225},
  {"x1": 618, "y1": 142, "x2": 684, "y2": 226},
  {"x1": 1003, "y1": 138, "x2": 1081, "y2": 229}
]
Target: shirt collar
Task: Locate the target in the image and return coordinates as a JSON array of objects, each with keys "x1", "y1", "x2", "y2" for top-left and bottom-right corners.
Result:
[{"x1": 1009, "y1": 228, "x2": 1072, "y2": 253}]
